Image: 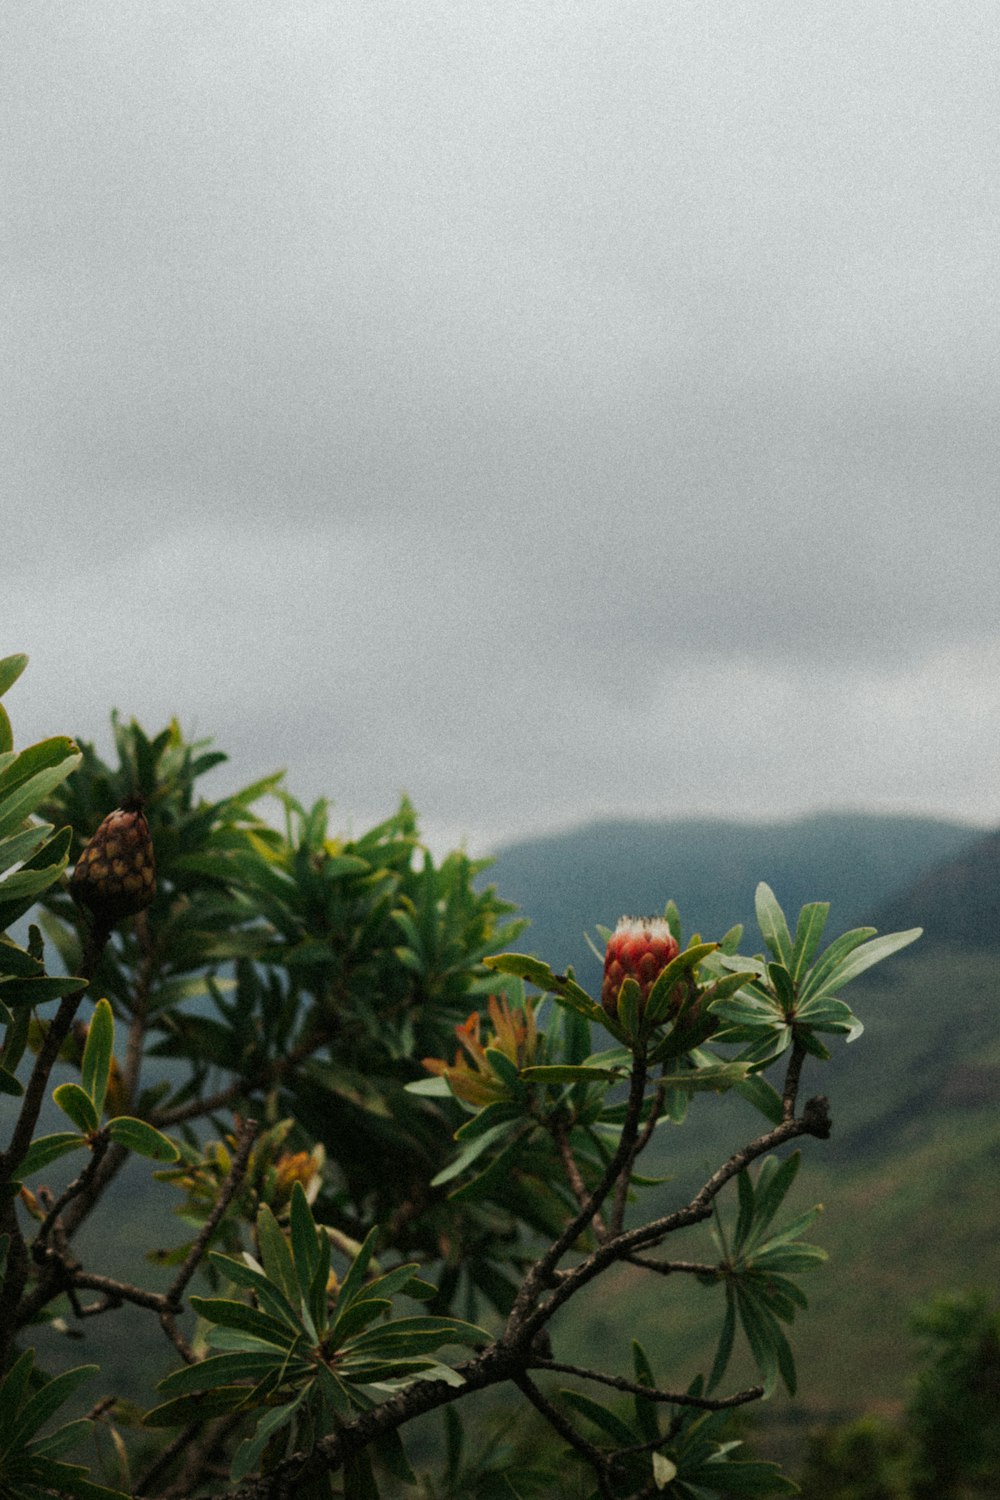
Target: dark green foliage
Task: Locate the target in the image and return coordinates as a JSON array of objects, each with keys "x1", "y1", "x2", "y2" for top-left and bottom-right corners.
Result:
[
  {"x1": 799, "y1": 1416, "x2": 909, "y2": 1500},
  {"x1": 0, "y1": 657, "x2": 930, "y2": 1498},
  {"x1": 907, "y1": 1292, "x2": 1000, "y2": 1499},
  {"x1": 798, "y1": 1291, "x2": 1000, "y2": 1500}
]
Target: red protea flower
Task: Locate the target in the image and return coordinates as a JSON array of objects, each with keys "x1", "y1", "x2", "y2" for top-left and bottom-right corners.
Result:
[
  {"x1": 70, "y1": 797, "x2": 156, "y2": 927},
  {"x1": 601, "y1": 916, "x2": 680, "y2": 1020}
]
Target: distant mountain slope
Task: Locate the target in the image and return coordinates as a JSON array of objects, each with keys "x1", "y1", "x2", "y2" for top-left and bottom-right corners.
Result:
[
  {"x1": 871, "y1": 825, "x2": 1000, "y2": 947},
  {"x1": 486, "y1": 812, "x2": 981, "y2": 976}
]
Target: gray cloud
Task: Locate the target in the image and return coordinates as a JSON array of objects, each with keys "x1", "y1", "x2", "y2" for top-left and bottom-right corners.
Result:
[{"x1": 4, "y1": 1, "x2": 1000, "y2": 849}]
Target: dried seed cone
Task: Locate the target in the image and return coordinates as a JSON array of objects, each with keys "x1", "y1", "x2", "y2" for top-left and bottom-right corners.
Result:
[
  {"x1": 601, "y1": 916, "x2": 680, "y2": 1019},
  {"x1": 70, "y1": 798, "x2": 156, "y2": 926}
]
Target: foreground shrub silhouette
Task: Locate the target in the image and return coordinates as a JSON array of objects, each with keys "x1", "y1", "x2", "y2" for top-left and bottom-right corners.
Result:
[{"x1": 0, "y1": 653, "x2": 921, "y2": 1498}]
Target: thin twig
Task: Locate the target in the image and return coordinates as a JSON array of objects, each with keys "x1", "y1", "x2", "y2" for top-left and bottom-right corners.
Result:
[
  {"x1": 0, "y1": 919, "x2": 109, "y2": 1177},
  {"x1": 550, "y1": 1114, "x2": 608, "y2": 1239},
  {"x1": 624, "y1": 1254, "x2": 718, "y2": 1278},
  {"x1": 782, "y1": 1038, "x2": 807, "y2": 1119},
  {"x1": 529, "y1": 1358, "x2": 764, "y2": 1410},
  {"x1": 504, "y1": 1052, "x2": 649, "y2": 1335},
  {"x1": 166, "y1": 1116, "x2": 259, "y2": 1306},
  {"x1": 33, "y1": 1134, "x2": 110, "y2": 1248},
  {"x1": 517, "y1": 1098, "x2": 831, "y2": 1342},
  {"x1": 0, "y1": 920, "x2": 110, "y2": 1362},
  {"x1": 514, "y1": 1372, "x2": 615, "y2": 1500},
  {"x1": 610, "y1": 1078, "x2": 665, "y2": 1236}
]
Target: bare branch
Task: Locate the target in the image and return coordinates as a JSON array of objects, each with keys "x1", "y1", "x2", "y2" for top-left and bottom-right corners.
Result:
[
  {"x1": 610, "y1": 1077, "x2": 665, "y2": 1236},
  {"x1": 515, "y1": 1372, "x2": 615, "y2": 1500},
  {"x1": 529, "y1": 1358, "x2": 764, "y2": 1410},
  {"x1": 549, "y1": 1114, "x2": 608, "y2": 1239},
  {"x1": 166, "y1": 1116, "x2": 259, "y2": 1307},
  {"x1": 782, "y1": 1037, "x2": 807, "y2": 1119},
  {"x1": 624, "y1": 1254, "x2": 718, "y2": 1278}
]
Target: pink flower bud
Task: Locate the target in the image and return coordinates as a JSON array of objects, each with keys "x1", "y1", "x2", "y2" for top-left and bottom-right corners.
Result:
[{"x1": 601, "y1": 917, "x2": 679, "y2": 1019}]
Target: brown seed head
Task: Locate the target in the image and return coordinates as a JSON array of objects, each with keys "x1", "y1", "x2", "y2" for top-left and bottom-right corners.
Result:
[{"x1": 70, "y1": 799, "x2": 156, "y2": 925}]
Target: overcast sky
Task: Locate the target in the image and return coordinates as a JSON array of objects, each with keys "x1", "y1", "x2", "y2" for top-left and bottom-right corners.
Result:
[{"x1": 4, "y1": 2, "x2": 999, "y2": 853}]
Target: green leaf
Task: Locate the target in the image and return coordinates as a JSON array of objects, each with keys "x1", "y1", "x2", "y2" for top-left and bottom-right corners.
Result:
[
  {"x1": 430, "y1": 1120, "x2": 519, "y2": 1188},
  {"x1": 105, "y1": 1117, "x2": 179, "y2": 1161},
  {"x1": 52, "y1": 1083, "x2": 99, "y2": 1135},
  {"x1": 144, "y1": 1385, "x2": 256, "y2": 1426},
  {"x1": 189, "y1": 1297, "x2": 297, "y2": 1350},
  {"x1": 231, "y1": 1388, "x2": 308, "y2": 1483},
  {"x1": 81, "y1": 999, "x2": 114, "y2": 1114},
  {"x1": 561, "y1": 1389, "x2": 637, "y2": 1445},
  {"x1": 484, "y1": 1047, "x2": 522, "y2": 1092},
  {"x1": 341, "y1": 1315, "x2": 489, "y2": 1356},
  {"x1": 289, "y1": 1181, "x2": 321, "y2": 1304},
  {"x1": 0, "y1": 653, "x2": 28, "y2": 699},
  {"x1": 157, "y1": 1351, "x2": 296, "y2": 1396},
  {"x1": 766, "y1": 963, "x2": 795, "y2": 1012},
  {"x1": 329, "y1": 1297, "x2": 392, "y2": 1345},
  {"x1": 307, "y1": 1217, "x2": 332, "y2": 1334},
  {"x1": 643, "y1": 942, "x2": 718, "y2": 1026},
  {"x1": 0, "y1": 937, "x2": 44, "y2": 978},
  {"x1": 7, "y1": 1363, "x2": 98, "y2": 1447},
  {"x1": 257, "y1": 1203, "x2": 300, "y2": 1308},
  {"x1": 482, "y1": 952, "x2": 558, "y2": 991},
  {"x1": 208, "y1": 1253, "x2": 306, "y2": 1332},
  {"x1": 631, "y1": 1340, "x2": 659, "y2": 1443},
  {"x1": 796, "y1": 926, "x2": 877, "y2": 999},
  {"x1": 755, "y1": 884, "x2": 793, "y2": 968},
  {"x1": 16, "y1": 1131, "x2": 87, "y2": 1177},
  {"x1": 652, "y1": 1452, "x2": 678, "y2": 1488},
  {"x1": 733, "y1": 1073, "x2": 784, "y2": 1125},
  {"x1": 617, "y1": 976, "x2": 642, "y2": 1042},
  {"x1": 454, "y1": 1100, "x2": 524, "y2": 1140},
  {"x1": 0, "y1": 750, "x2": 83, "y2": 840},
  {"x1": 707, "y1": 1281, "x2": 737, "y2": 1393},
  {"x1": 518, "y1": 1064, "x2": 624, "y2": 1084},
  {"x1": 332, "y1": 1223, "x2": 380, "y2": 1321},
  {"x1": 0, "y1": 705, "x2": 10, "y2": 756},
  {"x1": 0, "y1": 822, "x2": 52, "y2": 879},
  {"x1": 747, "y1": 1155, "x2": 801, "y2": 1243},
  {"x1": 0, "y1": 974, "x2": 87, "y2": 1008},
  {"x1": 790, "y1": 902, "x2": 830, "y2": 981},
  {"x1": 0, "y1": 1061, "x2": 22, "y2": 1098},
  {"x1": 805, "y1": 927, "x2": 923, "y2": 999}
]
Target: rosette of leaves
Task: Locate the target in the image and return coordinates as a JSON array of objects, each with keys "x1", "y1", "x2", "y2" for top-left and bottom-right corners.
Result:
[
  {"x1": 0, "y1": 1348, "x2": 128, "y2": 1500},
  {"x1": 146, "y1": 1183, "x2": 490, "y2": 1492},
  {"x1": 557, "y1": 1341, "x2": 796, "y2": 1499},
  {"x1": 700, "y1": 882, "x2": 922, "y2": 1088},
  {"x1": 705, "y1": 1151, "x2": 827, "y2": 1397},
  {"x1": 14, "y1": 999, "x2": 178, "y2": 1183}
]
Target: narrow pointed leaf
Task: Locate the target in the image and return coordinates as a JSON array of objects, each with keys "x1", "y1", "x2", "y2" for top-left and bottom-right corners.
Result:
[
  {"x1": 790, "y1": 902, "x2": 830, "y2": 981},
  {"x1": 81, "y1": 998, "x2": 114, "y2": 1114},
  {"x1": 755, "y1": 884, "x2": 793, "y2": 967}
]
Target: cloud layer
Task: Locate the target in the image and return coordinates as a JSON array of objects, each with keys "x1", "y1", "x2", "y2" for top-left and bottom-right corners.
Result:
[{"x1": 4, "y1": 2, "x2": 999, "y2": 849}]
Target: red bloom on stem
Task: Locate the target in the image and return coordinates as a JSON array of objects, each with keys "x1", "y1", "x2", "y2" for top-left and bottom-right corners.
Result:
[{"x1": 601, "y1": 916, "x2": 679, "y2": 1019}]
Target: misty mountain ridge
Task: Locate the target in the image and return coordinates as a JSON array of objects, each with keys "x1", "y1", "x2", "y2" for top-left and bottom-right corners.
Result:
[
  {"x1": 872, "y1": 823, "x2": 1000, "y2": 946},
  {"x1": 487, "y1": 809, "x2": 984, "y2": 976}
]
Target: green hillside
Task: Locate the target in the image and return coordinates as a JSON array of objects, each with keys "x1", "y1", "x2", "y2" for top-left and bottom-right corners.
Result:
[{"x1": 486, "y1": 811, "x2": 980, "y2": 976}]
